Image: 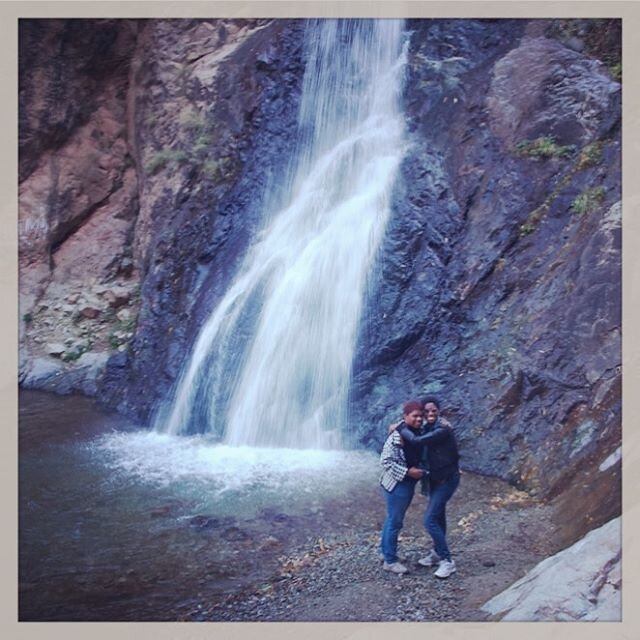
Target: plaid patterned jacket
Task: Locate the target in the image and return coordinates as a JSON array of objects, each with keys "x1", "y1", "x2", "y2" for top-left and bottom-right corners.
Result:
[{"x1": 379, "y1": 430, "x2": 409, "y2": 492}]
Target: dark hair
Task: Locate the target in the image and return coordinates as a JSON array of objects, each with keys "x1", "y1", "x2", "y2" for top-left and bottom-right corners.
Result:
[
  {"x1": 403, "y1": 400, "x2": 423, "y2": 415},
  {"x1": 421, "y1": 396, "x2": 440, "y2": 409}
]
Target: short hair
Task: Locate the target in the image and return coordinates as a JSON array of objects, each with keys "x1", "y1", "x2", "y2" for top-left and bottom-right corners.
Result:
[
  {"x1": 422, "y1": 396, "x2": 441, "y2": 409},
  {"x1": 403, "y1": 400, "x2": 423, "y2": 415}
]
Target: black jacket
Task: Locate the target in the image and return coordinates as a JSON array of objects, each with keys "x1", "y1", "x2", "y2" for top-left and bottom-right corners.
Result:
[
  {"x1": 396, "y1": 422, "x2": 425, "y2": 469},
  {"x1": 398, "y1": 419, "x2": 460, "y2": 484}
]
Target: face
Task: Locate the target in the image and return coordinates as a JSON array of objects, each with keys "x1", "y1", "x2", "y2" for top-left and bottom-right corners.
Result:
[
  {"x1": 404, "y1": 409, "x2": 423, "y2": 429},
  {"x1": 424, "y1": 402, "x2": 439, "y2": 424}
]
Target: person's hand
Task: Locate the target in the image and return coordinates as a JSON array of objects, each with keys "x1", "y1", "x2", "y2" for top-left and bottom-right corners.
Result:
[
  {"x1": 388, "y1": 420, "x2": 402, "y2": 434},
  {"x1": 407, "y1": 466, "x2": 425, "y2": 480},
  {"x1": 440, "y1": 417, "x2": 452, "y2": 428}
]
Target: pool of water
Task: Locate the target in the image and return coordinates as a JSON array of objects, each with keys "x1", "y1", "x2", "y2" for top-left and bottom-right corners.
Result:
[{"x1": 19, "y1": 390, "x2": 380, "y2": 621}]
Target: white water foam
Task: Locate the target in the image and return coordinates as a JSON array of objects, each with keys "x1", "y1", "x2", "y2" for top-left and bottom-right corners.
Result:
[{"x1": 90, "y1": 430, "x2": 379, "y2": 499}]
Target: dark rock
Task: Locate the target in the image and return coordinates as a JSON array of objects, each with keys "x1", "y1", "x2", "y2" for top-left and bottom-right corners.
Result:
[
  {"x1": 350, "y1": 18, "x2": 620, "y2": 539},
  {"x1": 189, "y1": 515, "x2": 215, "y2": 528},
  {"x1": 79, "y1": 305, "x2": 101, "y2": 319},
  {"x1": 222, "y1": 526, "x2": 251, "y2": 541}
]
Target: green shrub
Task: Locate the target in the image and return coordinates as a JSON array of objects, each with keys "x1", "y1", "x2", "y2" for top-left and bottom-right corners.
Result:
[
  {"x1": 577, "y1": 142, "x2": 604, "y2": 170},
  {"x1": 23, "y1": 312, "x2": 33, "y2": 324},
  {"x1": 61, "y1": 343, "x2": 89, "y2": 363},
  {"x1": 609, "y1": 62, "x2": 622, "y2": 82},
  {"x1": 178, "y1": 108, "x2": 208, "y2": 132},
  {"x1": 519, "y1": 205, "x2": 548, "y2": 237},
  {"x1": 571, "y1": 186, "x2": 606, "y2": 215},
  {"x1": 109, "y1": 333, "x2": 126, "y2": 349},
  {"x1": 144, "y1": 148, "x2": 189, "y2": 174},
  {"x1": 202, "y1": 160, "x2": 220, "y2": 179},
  {"x1": 179, "y1": 108, "x2": 213, "y2": 155},
  {"x1": 515, "y1": 136, "x2": 575, "y2": 160},
  {"x1": 519, "y1": 222, "x2": 536, "y2": 236}
]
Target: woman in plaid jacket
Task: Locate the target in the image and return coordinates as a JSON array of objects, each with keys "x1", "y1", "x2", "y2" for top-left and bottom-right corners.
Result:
[{"x1": 378, "y1": 399, "x2": 427, "y2": 574}]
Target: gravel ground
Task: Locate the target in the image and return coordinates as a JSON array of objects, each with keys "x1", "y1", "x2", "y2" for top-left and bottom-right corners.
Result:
[{"x1": 179, "y1": 472, "x2": 560, "y2": 622}]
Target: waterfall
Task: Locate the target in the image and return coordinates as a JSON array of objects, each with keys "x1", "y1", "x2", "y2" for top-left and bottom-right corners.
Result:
[{"x1": 158, "y1": 19, "x2": 408, "y2": 449}]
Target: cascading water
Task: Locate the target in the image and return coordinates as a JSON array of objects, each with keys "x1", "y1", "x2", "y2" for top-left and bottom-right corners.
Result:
[{"x1": 158, "y1": 19, "x2": 408, "y2": 449}]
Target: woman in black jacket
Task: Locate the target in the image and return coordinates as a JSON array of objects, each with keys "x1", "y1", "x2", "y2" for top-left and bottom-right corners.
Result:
[{"x1": 395, "y1": 397, "x2": 460, "y2": 579}]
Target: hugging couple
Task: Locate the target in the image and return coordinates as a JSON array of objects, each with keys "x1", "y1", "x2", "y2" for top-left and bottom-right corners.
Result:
[{"x1": 379, "y1": 397, "x2": 460, "y2": 579}]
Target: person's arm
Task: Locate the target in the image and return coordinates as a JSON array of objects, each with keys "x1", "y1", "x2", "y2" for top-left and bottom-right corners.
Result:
[
  {"x1": 404, "y1": 425, "x2": 450, "y2": 446},
  {"x1": 388, "y1": 420, "x2": 402, "y2": 434}
]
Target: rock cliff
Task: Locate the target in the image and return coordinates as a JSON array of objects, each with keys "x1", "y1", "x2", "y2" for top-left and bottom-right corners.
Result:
[{"x1": 19, "y1": 18, "x2": 621, "y2": 547}]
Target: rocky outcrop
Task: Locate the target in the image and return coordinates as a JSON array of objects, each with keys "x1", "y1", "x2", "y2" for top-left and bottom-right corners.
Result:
[
  {"x1": 19, "y1": 18, "x2": 621, "y2": 545},
  {"x1": 481, "y1": 517, "x2": 620, "y2": 621},
  {"x1": 19, "y1": 20, "x2": 141, "y2": 392},
  {"x1": 351, "y1": 19, "x2": 621, "y2": 544}
]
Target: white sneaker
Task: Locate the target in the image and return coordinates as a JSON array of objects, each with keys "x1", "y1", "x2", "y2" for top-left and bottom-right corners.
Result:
[
  {"x1": 418, "y1": 550, "x2": 441, "y2": 567},
  {"x1": 383, "y1": 561, "x2": 408, "y2": 574},
  {"x1": 434, "y1": 559, "x2": 456, "y2": 578}
]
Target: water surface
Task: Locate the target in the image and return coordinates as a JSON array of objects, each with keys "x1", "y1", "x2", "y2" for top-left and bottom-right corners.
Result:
[{"x1": 19, "y1": 390, "x2": 380, "y2": 621}]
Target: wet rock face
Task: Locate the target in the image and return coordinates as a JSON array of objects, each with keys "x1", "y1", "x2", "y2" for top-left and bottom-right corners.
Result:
[
  {"x1": 351, "y1": 18, "x2": 621, "y2": 535},
  {"x1": 95, "y1": 19, "x2": 308, "y2": 420}
]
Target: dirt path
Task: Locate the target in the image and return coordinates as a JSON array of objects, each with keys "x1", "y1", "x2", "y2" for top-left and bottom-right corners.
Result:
[{"x1": 183, "y1": 472, "x2": 560, "y2": 621}]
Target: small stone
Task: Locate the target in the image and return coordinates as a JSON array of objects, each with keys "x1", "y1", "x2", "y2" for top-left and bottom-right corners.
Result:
[
  {"x1": 102, "y1": 287, "x2": 131, "y2": 309},
  {"x1": 565, "y1": 36, "x2": 585, "y2": 53},
  {"x1": 189, "y1": 515, "x2": 214, "y2": 528},
  {"x1": 46, "y1": 343, "x2": 66, "y2": 356},
  {"x1": 116, "y1": 308, "x2": 132, "y2": 322},
  {"x1": 119, "y1": 258, "x2": 134, "y2": 277},
  {"x1": 79, "y1": 305, "x2": 101, "y2": 319}
]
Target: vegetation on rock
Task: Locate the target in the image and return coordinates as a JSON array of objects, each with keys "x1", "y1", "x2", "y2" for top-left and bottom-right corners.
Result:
[
  {"x1": 571, "y1": 186, "x2": 606, "y2": 216},
  {"x1": 514, "y1": 136, "x2": 575, "y2": 160}
]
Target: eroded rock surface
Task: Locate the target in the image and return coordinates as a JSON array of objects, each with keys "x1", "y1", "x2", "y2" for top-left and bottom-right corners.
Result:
[{"x1": 480, "y1": 517, "x2": 620, "y2": 621}]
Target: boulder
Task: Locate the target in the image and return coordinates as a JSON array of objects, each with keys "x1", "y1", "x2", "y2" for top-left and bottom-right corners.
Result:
[
  {"x1": 20, "y1": 357, "x2": 65, "y2": 387},
  {"x1": 487, "y1": 35, "x2": 620, "y2": 148},
  {"x1": 481, "y1": 517, "x2": 620, "y2": 621},
  {"x1": 21, "y1": 351, "x2": 110, "y2": 396}
]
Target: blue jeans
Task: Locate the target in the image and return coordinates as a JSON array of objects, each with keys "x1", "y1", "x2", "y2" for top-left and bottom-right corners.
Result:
[
  {"x1": 423, "y1": 472, "x2": 460, "y2": 562},
  {"x1": 380, "y1": 478, "x2": 417, "y2": 563}
]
